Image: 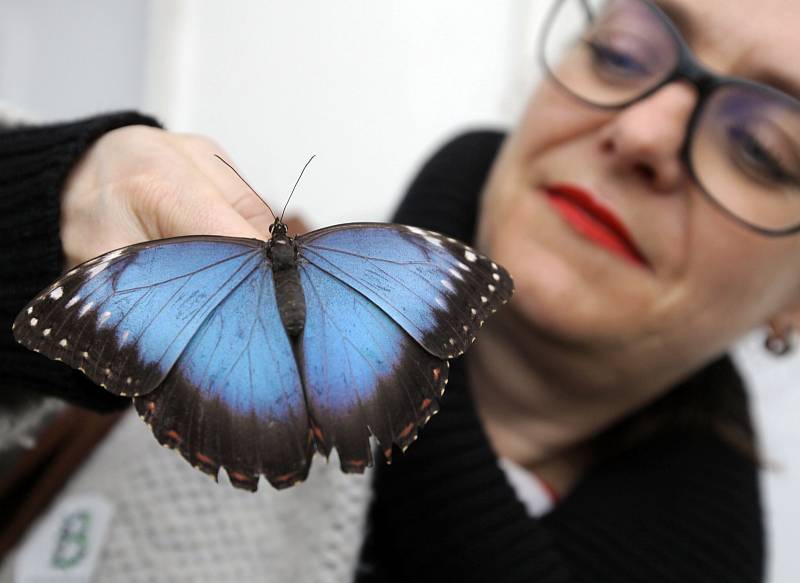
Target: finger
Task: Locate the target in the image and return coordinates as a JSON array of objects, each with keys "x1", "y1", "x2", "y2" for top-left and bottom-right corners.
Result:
[
  {"x1": 171, "y1": 134, "x2": 278, "y2": 226},
  {"x1": 128, "y1": 172, "x2": 264, "y2": 241}
]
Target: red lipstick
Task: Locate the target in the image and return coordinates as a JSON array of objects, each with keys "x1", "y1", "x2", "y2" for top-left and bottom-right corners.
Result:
[{"x1": 544, "y1": 183, "x2": 648, "y2": 268}]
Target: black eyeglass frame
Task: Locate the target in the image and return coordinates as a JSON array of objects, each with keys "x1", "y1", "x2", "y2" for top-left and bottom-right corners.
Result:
[{"x1": 539, "y1": 0, "x2": 800, "y2": 237}]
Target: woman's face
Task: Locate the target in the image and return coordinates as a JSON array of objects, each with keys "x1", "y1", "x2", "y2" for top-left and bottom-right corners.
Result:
[{"x1": 478, "y1": 0, "x2": 800, "y2": 380}]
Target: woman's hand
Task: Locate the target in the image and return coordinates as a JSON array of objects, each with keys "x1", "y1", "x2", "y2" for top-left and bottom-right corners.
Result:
[{"x1": 60, "y1": 125, "x2": 275, "y2": 270}]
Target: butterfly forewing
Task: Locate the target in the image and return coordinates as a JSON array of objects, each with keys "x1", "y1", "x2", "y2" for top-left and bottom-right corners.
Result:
[
  {"x1": 297, "y1": 261, "x2": 448, "y2": 471},
  {"x1": 13, "y1": 236, "x2": 263, "y2": 397},
  {"x1": 135, "y1": 263, "x2": 312, "y2": 491},
  {"x1": 297, "y1": 223, "x2": 513, "y2": 359}
]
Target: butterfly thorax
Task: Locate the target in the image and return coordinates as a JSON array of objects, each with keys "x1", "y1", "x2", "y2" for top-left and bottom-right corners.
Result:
[{"x1": 267, "y1": 225, "x2": 306, "y2": 339}]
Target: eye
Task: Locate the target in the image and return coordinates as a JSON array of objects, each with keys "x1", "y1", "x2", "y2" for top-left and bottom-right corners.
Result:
[
  {"x1": 585, "y1": 39, "x2": 652, "y2": 79},
  {"x1": 727, "y1": 124, "x2": 800, "y2": 187}
]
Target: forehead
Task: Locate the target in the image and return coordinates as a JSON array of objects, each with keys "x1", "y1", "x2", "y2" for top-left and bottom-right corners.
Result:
[{"x1": 656, "y1": 0, "x2": 800, "y2": 93}]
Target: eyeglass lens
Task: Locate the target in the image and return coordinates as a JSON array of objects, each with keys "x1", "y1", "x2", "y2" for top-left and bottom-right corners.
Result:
[{"x1": 542, "y1": 0, "x2": 800, "y2": 233}]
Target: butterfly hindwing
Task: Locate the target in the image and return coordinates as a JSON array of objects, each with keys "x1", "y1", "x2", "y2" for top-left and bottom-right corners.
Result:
[
  {"x1": 12, "y1": 236, "x2": 263, "y2": 397},
  {"x1": 298, "y1": 260, "x2": 448, "y2": 471},
  {"x1": 298, "y1": 223, "x2": 513, "y2": 359},
  {"x1": 135, "y1": 262, "x2": 312, "y2": 491}
]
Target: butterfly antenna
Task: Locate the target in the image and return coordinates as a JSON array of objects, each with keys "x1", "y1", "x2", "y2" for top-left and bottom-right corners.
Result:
[
  {"x1": 214, "y1": 154, "x2": 277, "y2": 221},
  {"x1": 280, "y1": 154, "x2": 315, "y2": 222}
]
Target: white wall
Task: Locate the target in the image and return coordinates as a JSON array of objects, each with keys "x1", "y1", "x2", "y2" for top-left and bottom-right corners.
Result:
[
  {"x1": 0, "y1": 0, "x2": 148, "y2": 121},
  {"x1": 1, "y1": 2, "x2": 799, "y2": 581},
  {"x1": 143, "y1": 0, "x2": 531, "y2": 228}
]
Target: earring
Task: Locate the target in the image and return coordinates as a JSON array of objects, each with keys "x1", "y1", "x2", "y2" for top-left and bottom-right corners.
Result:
[{"x1": 765, "y1": 320, "x2": 794, "y2": 356}]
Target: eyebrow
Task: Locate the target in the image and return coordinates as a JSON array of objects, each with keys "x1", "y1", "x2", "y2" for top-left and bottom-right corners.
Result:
[{"x1": 655, "y1": 0, "x2": 800, "y2": 102}]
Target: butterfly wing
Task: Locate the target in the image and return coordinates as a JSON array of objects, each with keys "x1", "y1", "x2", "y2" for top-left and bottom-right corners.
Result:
[
  {"x1": 13, "y1": 236, "x2": 263, "y2": 397},
  {"x1": 297, "y1": 223, "x2": 513, "y2": 359},
  {"x1": 297, "y1": 260, "x2": 448, "y2": 471},
  {"x1": 134, "y1": 262, "x2": 312, "y2": 491}
]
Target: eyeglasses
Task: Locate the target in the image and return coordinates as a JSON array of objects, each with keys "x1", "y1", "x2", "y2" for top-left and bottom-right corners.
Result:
[{"x1": 540, "y1": 0, "x2": 800, "y2": 236}]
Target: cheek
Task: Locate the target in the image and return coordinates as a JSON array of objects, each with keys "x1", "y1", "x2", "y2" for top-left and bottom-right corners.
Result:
[
  {"x1": 513, "y1": 81, "x2": 609, "y2": 167},
  {"x1": 677, "y1": 226, "x2": 800, "y2": 327}
]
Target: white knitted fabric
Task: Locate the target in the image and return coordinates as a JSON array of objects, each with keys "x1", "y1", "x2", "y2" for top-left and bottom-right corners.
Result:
[{"x1": 2, "y1": 409, "x2": 373, "y2": 583}]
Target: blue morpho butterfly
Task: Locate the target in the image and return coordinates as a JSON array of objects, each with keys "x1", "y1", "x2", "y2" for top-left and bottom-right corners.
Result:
[{"x1": 13, "y1": 157, "x2": 513, "y2": 491}]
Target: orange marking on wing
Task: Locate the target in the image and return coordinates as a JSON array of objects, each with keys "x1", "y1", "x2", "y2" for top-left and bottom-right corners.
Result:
[
  {"x1": 312, "y1": 426, "x2": 326, "y2": 442},
  {"x1": 229, "y1": 470, "x2": 250, "y2": 482},
  {"x1": 420, "y1": 398, "x2": 432, "y2": 411},
  {"x1": 398, "y1": 422, "x2": 415, "y2": 440},
  {"x1": 195, "y1": 452, "x2": 214, "y2": 466},
  {"x1": 274, "y1": 471, "x2": 299, "y2": 483},
  {"x1": 146, "y1": 401, "x2": 156, "y2": 413},
  {"x1": 432, "y1": 367, "x2": 441, "y2": 382},
  {"x1": 165, "y1": 429, "x2": 181, "y2": 443}
]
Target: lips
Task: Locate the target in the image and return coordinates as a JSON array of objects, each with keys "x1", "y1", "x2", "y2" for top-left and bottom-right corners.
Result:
[{"x1": 544, "y1": 183, "x2": 648, "y2": 268}]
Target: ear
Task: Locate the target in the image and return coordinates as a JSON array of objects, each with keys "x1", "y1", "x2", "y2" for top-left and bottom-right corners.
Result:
[{"x1": 771, "y1": 302, "x2": 800, "y2": 331}]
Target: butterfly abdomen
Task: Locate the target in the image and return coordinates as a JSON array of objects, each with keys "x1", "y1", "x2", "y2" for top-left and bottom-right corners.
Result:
[{"x1": 269, "y1": 235, "x2": 306, "y2": 338}]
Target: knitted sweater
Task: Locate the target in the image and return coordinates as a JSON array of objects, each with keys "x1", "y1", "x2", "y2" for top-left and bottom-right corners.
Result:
[
  {"x1": 357, "y1": 131, "x2": 765, "y2": 582},
  {"x1": 0, "y1": 116, "x2": 764, "y2": 583}
]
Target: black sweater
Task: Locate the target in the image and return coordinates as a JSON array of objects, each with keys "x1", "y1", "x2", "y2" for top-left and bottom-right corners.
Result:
[
  {"x1": 0, "y1": 116, "x2": 764, "y2": 582},
  {"x1": 357, "y1": 131, "x2": 764, "y2": 582}
]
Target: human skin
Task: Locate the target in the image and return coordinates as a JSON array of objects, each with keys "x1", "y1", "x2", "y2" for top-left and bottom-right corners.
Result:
[
  {"x1": 61, "y1": 127, "x2": 278, "y2": 271},
  {"x1": 470, "y1": 0, "x2": 800, "y2": 492}
]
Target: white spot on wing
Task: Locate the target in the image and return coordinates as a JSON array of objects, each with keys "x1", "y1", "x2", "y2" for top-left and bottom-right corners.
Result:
[
  {"x1": 87, "y1": 262, "x2": 109, "y2": 278},
  {"x1": 441, "y1": 278, "x2": 455, "y2": 293},
  {"x1": 43, "y1": 328, "x2": 51, "y2": 337},
  {"x1": 435, "y1": 296, "x2": 447, "y2": 308},
  {"x1": 105, "y1": 249, "x2": 124, "y2": 261},
  {"x1": 492, "y1": 272, "x2": 500, "y2": 281},
  {"x1": 488, "y1": 284, "x2": 496, "y2": 292},
  {"x1": 480, "y1": 296, "x2": 488, "y2": 303},
  {"x1": 456, "y1": 261, "x2": 470, "y2": 271},
  {"x1": 29, "y1": 318, "x2": 38, "y2": 327},
  {"x1": 27, "y1": 307, "x2": 33, "y2": 315},
  {"x1": 59, "y1": 339, "x2": 68, "y2": 347},
  {"x1": 406, "y1": 226, "x2": 425, "y2": 235},
  {"x1": 464, "y1": 250, "x2": 477, "y2": 263},
  {"x1": 99, "y1": 311, "x2": 112, "y2": 324},
  {"x1": 66, "y1": 295, "x2": 80, "y2": 309},
  {"x1": 49, "y1": 287, "x2": 63, "y2": 300},
  {"x1": 79, "y1": 301, "x2": 94, "y2": 317},
  {"x1": 448, "y1": 267, "x2": 464, "y2": 281},
  {"x1": 424, "y1": 235, "x2": 443, "y2": 247}
]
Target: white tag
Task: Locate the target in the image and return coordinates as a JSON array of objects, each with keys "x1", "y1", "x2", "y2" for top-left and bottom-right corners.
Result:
[{"x1": 14, "y1": 494, "x2": 114, "y2": 583}]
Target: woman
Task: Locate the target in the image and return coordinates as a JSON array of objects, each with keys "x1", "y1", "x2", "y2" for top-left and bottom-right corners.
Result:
[{"x1": 0, "y1": 0, "x2": 790, "y2": 580}]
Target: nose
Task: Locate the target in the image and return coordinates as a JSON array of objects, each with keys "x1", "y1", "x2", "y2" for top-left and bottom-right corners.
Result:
[{"x1": 598, "y1": 81, "x2": 698, "y2": 192}]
